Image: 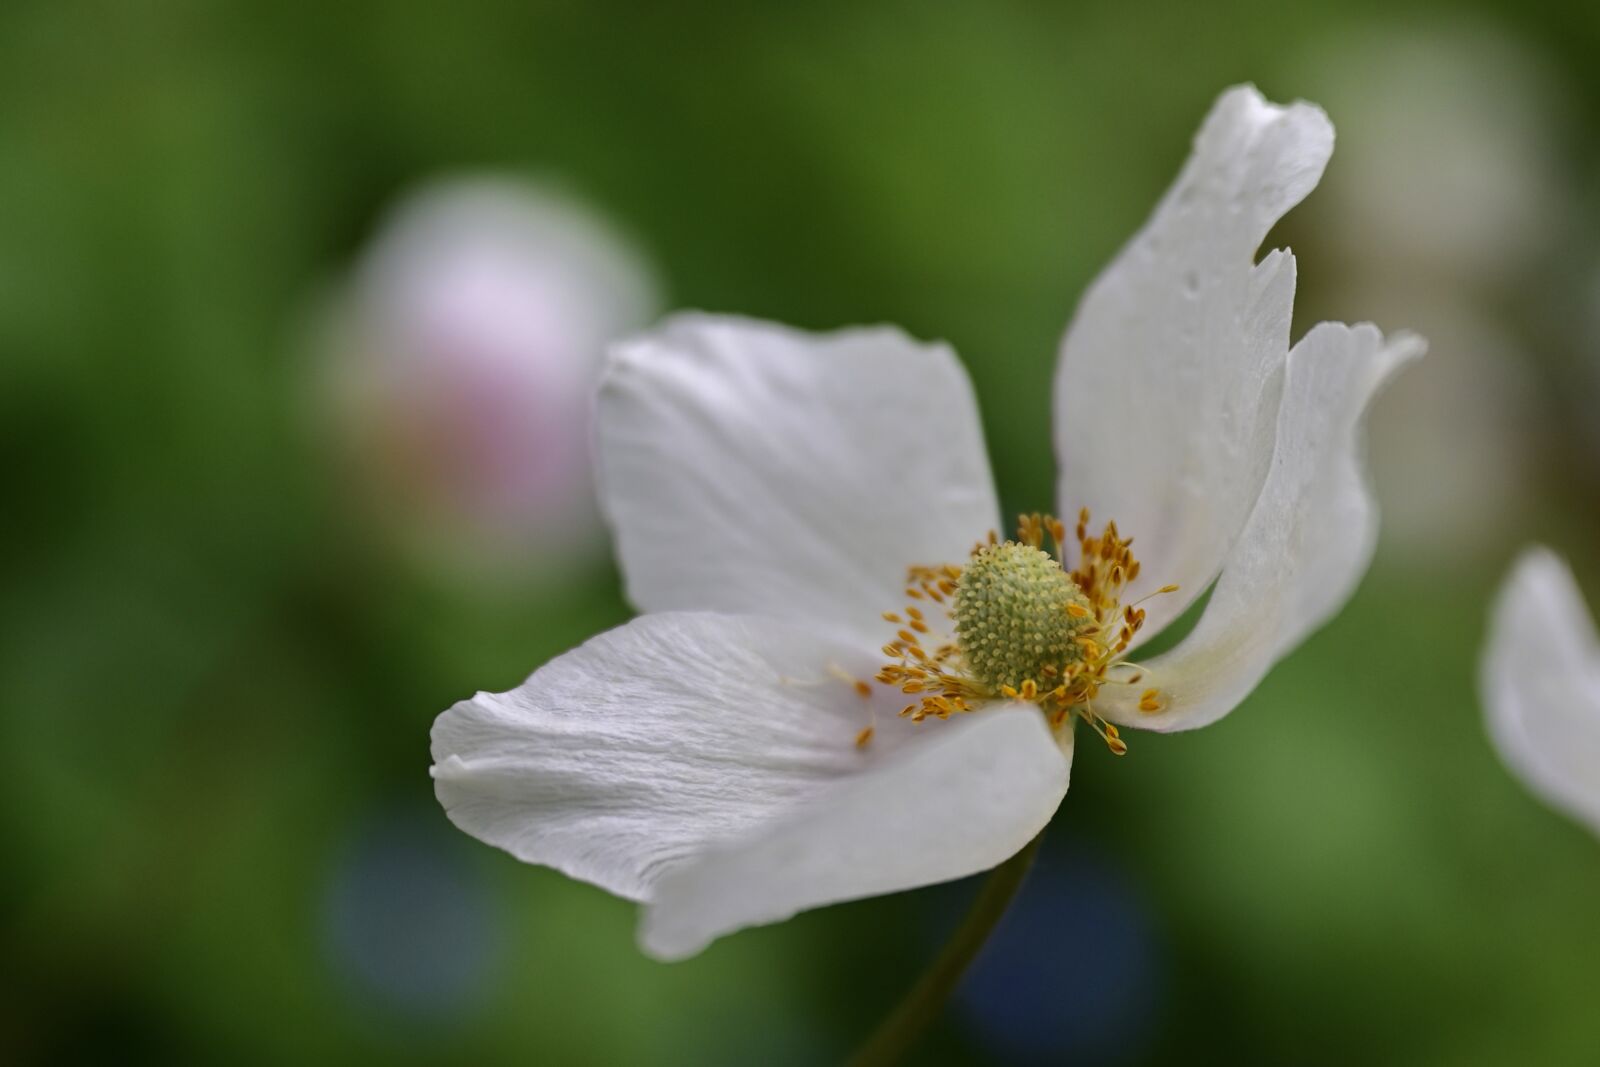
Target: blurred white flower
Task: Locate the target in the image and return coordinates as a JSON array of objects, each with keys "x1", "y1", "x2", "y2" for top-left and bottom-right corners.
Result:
[
  {"x1": 320, "y1": 176, "x2": 657, "y2": 580},
  {"x1": 1298, "y1": 21, "x2": 1568, "y2": 564},
  {"x1": 431, "y1": 87, "x2": 1422, "y2": 960},
  {"x1": 1306, "y1": 21, "x2": 1568, "y2": 287},
  {"x1": 1482, "y1": 548, "x2": 1600, "y2": 839},
  {"x1": 1350, "y1": 292, "x2": 1542, "y2": 564}
]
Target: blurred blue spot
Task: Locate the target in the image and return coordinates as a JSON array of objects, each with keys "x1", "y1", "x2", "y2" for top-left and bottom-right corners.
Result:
[
  {"x1": 947, "y1": 836, "x2": 1165, "y2": 1065},
  {"x1": 320, "y1": 805, "x2": 499, "y2": 1025}
]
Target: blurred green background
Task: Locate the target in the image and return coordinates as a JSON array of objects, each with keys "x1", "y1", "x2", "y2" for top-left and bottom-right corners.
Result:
[{"x1": 6, "y1": 1, "x2": 1600, "y2": 1063}]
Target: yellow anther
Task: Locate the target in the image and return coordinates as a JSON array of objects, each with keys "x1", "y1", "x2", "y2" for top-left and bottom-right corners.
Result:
[{"x1": 873, "y1": 510, "x2": 1180, "y2": 763}]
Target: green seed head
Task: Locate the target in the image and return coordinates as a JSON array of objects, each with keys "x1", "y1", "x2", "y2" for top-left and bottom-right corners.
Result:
[{"x1": 953, "y1": 542, "x2": 1095, "y2": 694}]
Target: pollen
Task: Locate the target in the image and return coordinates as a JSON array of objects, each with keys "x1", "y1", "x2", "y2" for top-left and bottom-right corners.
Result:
[{"x1": 953, "y1": 542, "x2": 1095, "y2": 695}]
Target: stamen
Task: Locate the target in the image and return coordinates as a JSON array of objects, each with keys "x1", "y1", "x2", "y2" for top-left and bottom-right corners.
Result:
[
  {"x1": 1081, "y1": 708, "x2": 1129, "y2": 756},
  {"x1": 872, "y1": 509, "x2": 1179, "y2": 756}
]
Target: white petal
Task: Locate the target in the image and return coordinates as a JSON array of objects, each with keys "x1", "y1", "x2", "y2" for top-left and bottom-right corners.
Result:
[
  {"x1": 1482, "y1": 548, "x2": 1600, "y2": 838},
  {"x1": 1099, "y1": 323, "x2": 1423, "y2": 732},
  {"x1": 596, "y1": 313, "x2": 1000, "y2": 645},
  {"x1": 641, "y1": 705, "x2": 1070, "y2": 961},
  {"x1": 1055, "y1": 85, "x2": 1333, "y2": 642},
  {"x1": 431, "y1": 612, "x2": 1069, "y2": 956}
]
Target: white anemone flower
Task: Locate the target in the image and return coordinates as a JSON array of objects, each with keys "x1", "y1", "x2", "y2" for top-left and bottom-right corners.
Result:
[
  {"x1": 431, "y1": 86, "x2": 1424, "y2": 961},
  {"x1": 1482, "y1": 548, "x2": 1600, "y2": 839}
]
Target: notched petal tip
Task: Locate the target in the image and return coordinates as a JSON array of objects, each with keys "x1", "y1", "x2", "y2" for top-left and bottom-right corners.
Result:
[{"x1": 1191, "y1": 85, "x2": 1335, "y2": 239}]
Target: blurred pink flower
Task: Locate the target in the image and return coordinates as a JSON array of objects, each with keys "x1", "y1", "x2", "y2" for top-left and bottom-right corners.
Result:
[{"x1": 320, "y1": 177, "x2": 658, "y2": 580}]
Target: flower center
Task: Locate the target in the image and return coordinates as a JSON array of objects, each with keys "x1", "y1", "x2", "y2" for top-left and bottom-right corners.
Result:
[
  {"x1": 953, "y1": 542, "x2": 1095, "y2": 695},
  {"x1": 873, "y1": 511, "x2": 1176, "y2": 755}
]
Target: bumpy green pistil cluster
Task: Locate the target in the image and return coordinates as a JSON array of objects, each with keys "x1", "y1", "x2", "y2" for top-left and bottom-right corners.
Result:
[{"x1": 953, "y1": 542, "x2": 1095, "y2": 694}]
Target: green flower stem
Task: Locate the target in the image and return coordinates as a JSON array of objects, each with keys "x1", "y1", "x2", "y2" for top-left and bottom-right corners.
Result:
[{"x1": 846, "y1": 830, "x2": 1045, "y2": 1067}]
